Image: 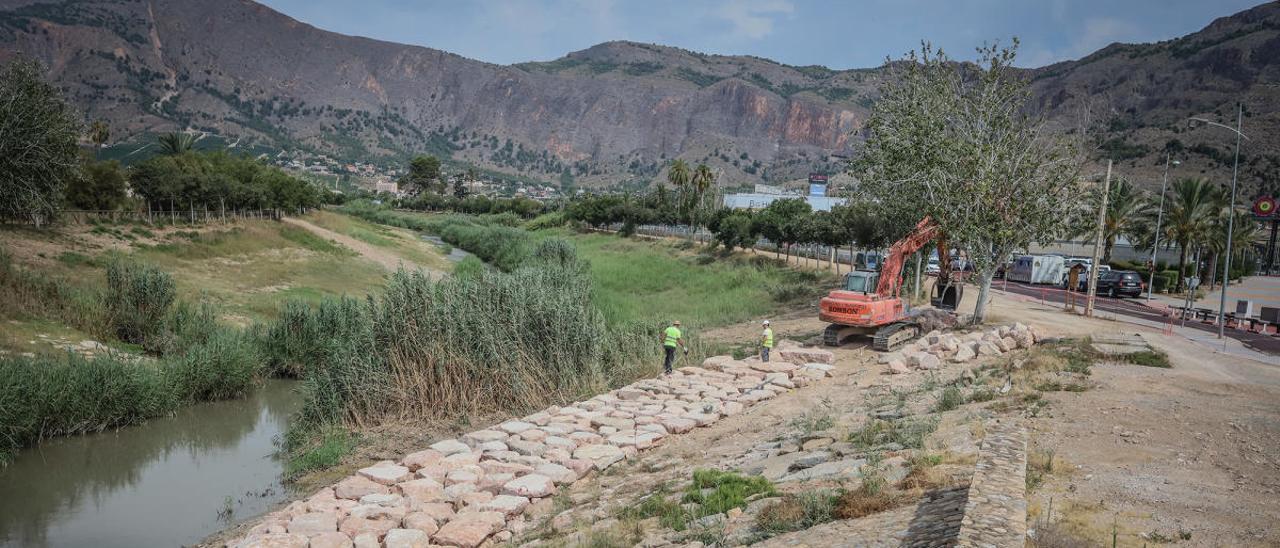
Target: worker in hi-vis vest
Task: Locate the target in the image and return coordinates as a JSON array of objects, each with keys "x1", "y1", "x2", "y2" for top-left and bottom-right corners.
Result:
[
  {"x1": 661, "y1": 320, "x2": 687, "y2": 375},
  {"x1": 760, "y1": 320, "x2": 774, "y2": 362}
]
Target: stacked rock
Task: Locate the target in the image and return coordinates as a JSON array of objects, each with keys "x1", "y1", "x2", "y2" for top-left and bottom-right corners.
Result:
[
  {"x1": 882, "y1": 323, "x2": 1040, "y2": 375},
  {"x1": 228, "y1": 345, "x2": 836, "y2": 548}
]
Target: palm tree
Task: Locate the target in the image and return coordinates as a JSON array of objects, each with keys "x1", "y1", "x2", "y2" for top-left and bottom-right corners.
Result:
[
  {"x1": 1161, "y1": 178, "x2": 1221, "y2": 292},
  {"x1": 690, "y1": 163, "x2": 716, "y2": 236},
  {"x1": 88, "y1": 120, "x2": 110, "y2": 147},
  {"x1": 666, "y1": 159, "x2": 691, "y2": 236},
  {"x1": 1099, "y1": 177, "x2": 1148, "y2": 264},
  {"x1": 156, "y1": 132, "x2": 195, "y2": 155},
  {"x1": 1205, "y1": 209, "x2": 1262, "y2": 289}
]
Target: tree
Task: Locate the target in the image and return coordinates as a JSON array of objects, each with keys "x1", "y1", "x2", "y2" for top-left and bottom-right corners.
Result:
[
  {"x1": 1095, "y1": 177, "x2": 1149, "y2": 264},
  {"x1": 452, "y1": 173, "x2": 468, "y2": 199},
  {"x1": 401, "y1": 155, "x2": 442, "y2": 195},
  {"x1": 666, "y1": 159, "x2": 691, "y2": 235},
  {"x1": 711, "y1": 209, "x2": 757, "y2": 251},
  {"x1": 88, "y1": 120, "x2": 110, "y2": 147},
  {"x1": 851, "y1": 41, "x2": 1083, "y2": 324},
  {"x1": 156, "y1": 132, "x2": 195, "y2": 155},
  {"x1": 1159, "y1": 178, "x2": 1220, "y2": 292},
  {"x1": 67, "y1": 160, "x2": 127, "y2": 210},
  {"x1": 0, "y1": 58, "x2": 82, "y2": 226},
  {"x1": 756, "y1": 198, "x2": 812, "y2": 260}
]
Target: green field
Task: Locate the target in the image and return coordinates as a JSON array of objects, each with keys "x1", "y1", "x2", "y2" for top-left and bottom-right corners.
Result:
[
  {"x1": 346, "y1": 207, "x2": 831, "y2": 330},
  {"x1": 538, "y1": 229, "x2": 829, "y2": 329}
]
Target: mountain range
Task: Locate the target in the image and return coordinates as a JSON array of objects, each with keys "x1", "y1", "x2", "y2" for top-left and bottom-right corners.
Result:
[{"x1": 0, "y1": 0, "x2": 1277, "y2": 196}]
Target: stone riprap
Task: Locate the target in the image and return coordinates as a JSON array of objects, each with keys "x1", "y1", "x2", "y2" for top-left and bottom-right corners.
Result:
[
  {"x1": 228, "y1": 345, "x2": 835, "y2": 548},
  {"x1": 955, "y1": 420, "x2": 1027, "y2": 548},
  {"x1": 881, "y1": 323, "x2": 1041, "y2": 374}
]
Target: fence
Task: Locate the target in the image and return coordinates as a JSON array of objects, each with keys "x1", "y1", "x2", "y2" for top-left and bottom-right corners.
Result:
[
  {"x1": 3, "y1": 207, "x2": 300, "y2": 227},
  {"x1": 620, "y1": 223, "x2": 884, "y2": 275}
]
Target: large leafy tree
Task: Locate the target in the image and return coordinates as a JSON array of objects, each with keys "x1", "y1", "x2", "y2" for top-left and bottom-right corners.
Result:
[
  {"x1": 0, "y1": 58, "x2": 82, "y2": 226},
  {"x1": 67, "y1": 160, "x2": 128, "y2": 210},
  {"x1": 401, "y1": 155, "x2": 442, "y2": 195},
  {"x1": 851, "y1": 41, "x2": 1083, "y2": 324}
]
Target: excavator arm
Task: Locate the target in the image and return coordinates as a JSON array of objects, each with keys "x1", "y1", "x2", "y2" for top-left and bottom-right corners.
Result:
[{"x1": 874, "y1": 216, "x2": 940, "y2": 298}]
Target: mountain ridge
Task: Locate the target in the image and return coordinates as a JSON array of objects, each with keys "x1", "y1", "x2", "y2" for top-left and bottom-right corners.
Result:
[{"x1": 1, "y1": 0, "x2": 1276, "y2": 195}]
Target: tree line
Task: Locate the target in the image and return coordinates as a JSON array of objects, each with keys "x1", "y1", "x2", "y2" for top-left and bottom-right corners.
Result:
[{"x1": 0, "y1": 57, "x2": 324, "y2": 226}]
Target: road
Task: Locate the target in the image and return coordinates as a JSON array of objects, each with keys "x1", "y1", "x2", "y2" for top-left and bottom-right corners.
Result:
[{"x1": 997, "y1": 279, "x2": 1280, "y2": 356}]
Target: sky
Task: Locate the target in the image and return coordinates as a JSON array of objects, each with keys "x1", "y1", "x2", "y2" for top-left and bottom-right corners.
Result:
[{"x1": 256, "y1": 0, "x2": 1264, "y2": 69}]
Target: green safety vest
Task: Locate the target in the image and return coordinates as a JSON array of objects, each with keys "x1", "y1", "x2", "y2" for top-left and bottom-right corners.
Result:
[
  {"x1": 664, "y1": 326, "x2": 682, "y2": 347},
  {"x1": 762, "y1": 328, "x2": 774, "y2": 348}
]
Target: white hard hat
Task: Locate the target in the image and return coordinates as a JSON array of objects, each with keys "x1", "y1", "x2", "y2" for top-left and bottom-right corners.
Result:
[{"x1": 762, "y1": 320, "x2": 770, "y2": 325}]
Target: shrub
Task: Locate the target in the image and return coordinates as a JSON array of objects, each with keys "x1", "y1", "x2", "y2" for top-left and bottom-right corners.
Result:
[
  {"x1": 933, "y1": 386, "x2": 964, "y2": 412},
  {"x1": 756, "y1": 490, "x2": 838, "y2": 535},
  {"x1": 849, "y1": 416, "x2": 938, "y2": 450},
  {"x1": 104, "y1": 258, "x2": 176, "y2": 350}
]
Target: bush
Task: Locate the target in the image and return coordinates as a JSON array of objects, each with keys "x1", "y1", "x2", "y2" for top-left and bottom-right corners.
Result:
[
  {"x1": 756, "y1": 490, "x2": 838, "y2": 535},
  {"x1": 104, "y1": 258, "x2": 176, "y2": 351}
]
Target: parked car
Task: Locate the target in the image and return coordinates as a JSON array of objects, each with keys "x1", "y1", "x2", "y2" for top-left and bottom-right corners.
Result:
[
  {"x1": 925, "y1": 257, "x2": 941, "y2": 275},
  {"x1": 1095, "y1": 270, "x2": 1144, "y2": 298}
]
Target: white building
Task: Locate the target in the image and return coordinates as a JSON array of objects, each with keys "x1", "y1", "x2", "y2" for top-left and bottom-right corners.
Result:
[{"x1": 722, "y1": 193, "x2": 846, "y2": 212}]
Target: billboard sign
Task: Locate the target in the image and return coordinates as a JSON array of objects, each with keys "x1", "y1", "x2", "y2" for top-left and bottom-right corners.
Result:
[
  {"x1": 808, "y1": 173, "x2": 828, "y2": 197},
  {"x1": 1253, "y1": 196, "x2": 1276, "y2": 218}
]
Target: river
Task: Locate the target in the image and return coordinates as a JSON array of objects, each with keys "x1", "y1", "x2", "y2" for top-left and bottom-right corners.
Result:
[{"x1": 0, "y1": 379, "x2": 302, "y2": 548}]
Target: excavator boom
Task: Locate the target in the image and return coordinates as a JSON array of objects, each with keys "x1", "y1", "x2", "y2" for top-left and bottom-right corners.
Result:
[{"x1": 875, "y1": 216, "x2": 940, "y2": 298}]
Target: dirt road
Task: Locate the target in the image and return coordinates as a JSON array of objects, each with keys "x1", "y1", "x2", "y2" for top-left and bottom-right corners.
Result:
[
  {"x1": 980, "y1": 294, "x2": 1280, "y2": 546},
  {"x1": 281, "y1": 216, "x2": 427, "y2": 273}
]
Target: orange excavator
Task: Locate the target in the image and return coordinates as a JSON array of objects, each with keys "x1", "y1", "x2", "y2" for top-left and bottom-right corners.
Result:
[{"x1": 820, "y1": 216, "x2": 962, "y2": 350}]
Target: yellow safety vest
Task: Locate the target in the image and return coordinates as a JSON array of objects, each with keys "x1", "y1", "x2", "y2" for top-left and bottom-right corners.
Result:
[
  {"x1": 762, "y1": 328, "x2": 774, "y2": 348},
  {"x1": 663, "y1": 326, "x2": 681, "y2": 347}
]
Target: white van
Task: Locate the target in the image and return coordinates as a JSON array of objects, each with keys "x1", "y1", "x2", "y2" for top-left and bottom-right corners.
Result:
[{"x1": 1007, "y1": 255, "x2": 1066, "y2": 285}]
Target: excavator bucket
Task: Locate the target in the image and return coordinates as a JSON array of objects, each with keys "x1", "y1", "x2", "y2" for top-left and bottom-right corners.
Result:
[{"x1": 931, "y1": 280, "x2": 962, "y2": 310}]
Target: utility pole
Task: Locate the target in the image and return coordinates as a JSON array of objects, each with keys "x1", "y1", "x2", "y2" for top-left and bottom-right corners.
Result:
[
  {"x1": 1085, "y1": 160, "x2": 1112, "y2": 317},
  {"x1": 1147, "y1": 154, "x2": 1177, "y2": 302},
  {"x1": 1217, "y1": 103, "x2": 1244, "y2": 340}
]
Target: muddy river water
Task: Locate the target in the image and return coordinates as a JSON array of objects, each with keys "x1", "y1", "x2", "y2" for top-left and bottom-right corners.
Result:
[{"x1": 0, "y1": 379, "x2": 302, "y2": 547}]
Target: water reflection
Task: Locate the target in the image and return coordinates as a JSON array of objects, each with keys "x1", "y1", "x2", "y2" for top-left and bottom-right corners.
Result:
[{"x1": 0, "y1": 380, "x2": 302, "y2": 548}]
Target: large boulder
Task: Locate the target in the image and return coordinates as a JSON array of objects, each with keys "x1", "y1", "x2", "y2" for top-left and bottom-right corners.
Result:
[
  {"x1": 383, "y1": 529, "x2": 430, "y2": 548},
  {"x1": 573, "y1": 444, "x2": 625, "y2": 470},
  {"x1": 286, "y1": 512, "x2": 336, "y2": 536},
  {"x1": 502, "y1": 474, "x2": 556, "y2": 498},
  {"x1": 431, "y1": 511, "x2": 505, "y2": 548},
  {"x1": 778, "y1": 347, "x2": 835, "y2": 365},
  {"x1": 357, "y1": 462, "x2": 411, "y2": 485},
  {"x1": 951, "y1": 345, "x2": 976, "y2": 363},
  {"x1": 334, "y1": 476, "x2": 389, "y2": 500},
  {"x1": 429, "y1": 439, "x2": 471, "y2": 456}
]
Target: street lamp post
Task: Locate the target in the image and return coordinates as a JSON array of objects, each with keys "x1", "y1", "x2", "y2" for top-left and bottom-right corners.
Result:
[
  {"x1": 1190, "y1": 103, "x2": 1248, "y2": 340},
  {"x1": 1147, "y1": 155, "x2": 1179, "y2": 302}
]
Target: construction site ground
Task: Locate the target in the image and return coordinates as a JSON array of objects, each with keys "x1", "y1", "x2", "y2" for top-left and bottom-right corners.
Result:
[{"x1": 518, "y1": 289, "x2": 1279, "y2": 547}]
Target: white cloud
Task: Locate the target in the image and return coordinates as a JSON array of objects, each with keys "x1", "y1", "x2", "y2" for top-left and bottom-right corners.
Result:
[{"x1": 716, "y1": 0, "x2": 794, "y2": 40}]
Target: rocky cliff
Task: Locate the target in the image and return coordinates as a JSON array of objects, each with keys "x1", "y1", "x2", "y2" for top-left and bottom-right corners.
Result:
[{"x1": 1, "y1": 0, "x2": 1276, "y2": 194}]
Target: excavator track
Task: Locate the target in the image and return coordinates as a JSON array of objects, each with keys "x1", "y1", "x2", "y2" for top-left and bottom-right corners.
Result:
[
  {"x1": 872, "y1": 322, "x2": 921, "y2": 352},
  {"x1": 823, "y1": 324, "x2": 843, "y2": 346}
]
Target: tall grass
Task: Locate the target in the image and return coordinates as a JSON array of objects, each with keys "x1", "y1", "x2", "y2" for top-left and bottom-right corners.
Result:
[
  {"x1": 276, "y1": 239, "x2": 659, "y2": 449},
  {"x1": 0, "y1": 250, "x2": 109, "y2": 339},
  {"x1": 104, "y1": 258, "x2": 176, "y2": 351}
]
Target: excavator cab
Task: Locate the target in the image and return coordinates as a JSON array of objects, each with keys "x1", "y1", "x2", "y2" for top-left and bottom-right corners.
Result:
[{"x1": 843, "y1": 271, "x2": 879, "y2": 293}]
